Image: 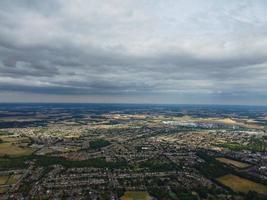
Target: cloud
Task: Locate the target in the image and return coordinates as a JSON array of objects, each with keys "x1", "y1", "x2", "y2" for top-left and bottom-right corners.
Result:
[{"x1": 0, "y1": 0, "x2": 267, "y2": 104}]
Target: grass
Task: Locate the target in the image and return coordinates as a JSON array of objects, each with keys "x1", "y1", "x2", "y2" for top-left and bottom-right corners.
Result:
[
  {"x1": 0, "y1": 136, "x2": 30, "y2": 143},
  {"x1": 217, "y1": 137, "x2": 266, "y2": 152},
  {"x1": 0, "y1": 174, "x2": 21, "y2": 194},
  {"x1": 0, "y1": 174, "x2": 21, "y2": 185},
  {"x1": 0, "y1": 131, "x2": 13, "y2": 136},
  {"x1": 217, "y1": 174, "x2": 267, "y2": 194},
  {"x1": 0, "y1": 175, "x2": 9, "y2": 185},
  {"x1": 0, "y1": 187, "x2": 7, "y2": 194},
  {"x1": 121, "y1": 191, "x2": 151, "y2": 200},
  {"x1": 0, "y1": 143, "x2": 34, "y2": 157},
  {"x1": 0, "y1": 156, "x2": 28, "y2": 169},
  {"x1": 6, "y1": 174, "x2": 21, "y2": 184},
  {"x1": 216, "y1": 157, "x2": 251, "y2": 169}
]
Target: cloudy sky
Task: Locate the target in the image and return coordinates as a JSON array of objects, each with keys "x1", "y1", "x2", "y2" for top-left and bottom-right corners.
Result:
[{"x1": 0, "y1": 0, "x2": 267, "y2": 105}]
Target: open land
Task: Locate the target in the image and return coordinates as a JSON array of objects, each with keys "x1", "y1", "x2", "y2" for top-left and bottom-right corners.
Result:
[
  {"x1": 217, "y1": 174, "x2": 267, "y2": 194},
  {"x1": 216, "y1": 157, "x2": 251, "y2": 169},
  {"x1": 120, "y1": 191, "x2": 151, "y2": 200},
  {"x1": 0, "y1": 143, "x2": 34, "y2": 157}
]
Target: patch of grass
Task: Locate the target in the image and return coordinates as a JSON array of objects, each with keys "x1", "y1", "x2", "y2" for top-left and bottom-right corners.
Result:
[
  {"x1": 0, "y1": 187, "x2": 7, "y2": 194},
  {"x1": 168, "y1": 191, "x2": 178, "y2": 200},
  {"x1": 0, "y1": 131, "x2": 13, "y2": 136},
  {"x1": 0, "y1": 143, "x2": 34, "y2": 157},
  {"x1": 177, "y1": 192, "x2": 198, "y2": 200},
  {"x1": 217, "y1": 137, "x2": 266, "y2": 152},
  {"x1": 0, "y1": 136, "x2": 30, "y2": 143},
  {"x1": 6, "y1": 174, "x2": 21, "y2": 185},
  {"x1": 217, "y1": 174, "x2": 267, "y2": 195},
  {"x1": 121, "y1": 191, "x2": 151, "y2": 200},
  {"x1": 0, "y1": 176, "x2": 9, "y2": 185},
  {"x1": 0, "y1": 156, "x2": 29, "y2": 169},
  {"x1": 216, "y1": 157, "x2": 251, "y2": 169}
]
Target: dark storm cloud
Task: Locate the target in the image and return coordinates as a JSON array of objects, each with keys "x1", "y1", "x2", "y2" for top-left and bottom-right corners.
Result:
[{"x1": 0, "y1": 0, "x2": 267, "y2": 104}]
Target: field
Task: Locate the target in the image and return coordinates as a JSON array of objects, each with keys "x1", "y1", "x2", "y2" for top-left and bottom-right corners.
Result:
[
  {"x1": 120, "y1": 191, "x2": 151, "y2": 200},
  {"x1": 217, "y1": 174, "x2": 267, "y2": 194},
  {"x1": 0, "y1": 135, "x2": 30, "y2": 143},
  {"x1": 216, "y1": 157, "x2": 251, "y2": 169},
  {"x1": 0, "y1": 176, "x2": 9, "y2": 185},
  {"x1": 0, "y1": 175, "x2": 11, "y2": 194},
  {"x1": 0, "y1": 187, "x2": 7, "y2": 194},
  {"x1": 218, "y1": 140, "x2": 266, "y2": 152},
  {"x1": 7, "y1": 174, "x2": 21, "y2": 184},
  {"x1": 0, "y1": 174, "x2": 21, "y2": 185},
  {"x1": 0, "y1": 143, "x2": 34, "y2": 157},
  {"x1": 0, "y1": 174, "x2": 21, "y2": 194}
]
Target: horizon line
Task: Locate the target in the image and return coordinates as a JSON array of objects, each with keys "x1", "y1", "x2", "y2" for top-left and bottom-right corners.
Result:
[{"x1": 0, "y1": 102, "x2": 267, "y2": 107}]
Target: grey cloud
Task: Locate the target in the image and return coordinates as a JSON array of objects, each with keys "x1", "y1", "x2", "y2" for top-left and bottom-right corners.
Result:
[{"x1": 0, "y1": 0, "x2": 267, "y2": 104}]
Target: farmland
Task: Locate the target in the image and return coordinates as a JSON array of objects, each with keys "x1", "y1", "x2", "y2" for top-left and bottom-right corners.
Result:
[
  {"x1": 215, "y1": 157, "x2": 251, "y2": 169},
  {"x1": 6, "y1": 174, "x2": 21, "y2": 184},
  {"x1": 0, "y1": 143, "x2": 34, "y2": 157},
  {"x1": 217, "y1": 174, "x2": 267, "y2": 194},
  {"x1": 0, "y1": 176, "x2": 9, "y2": 185},
  {"x1": 121, "y1": 191, "x2": 151, "y2": 200}
]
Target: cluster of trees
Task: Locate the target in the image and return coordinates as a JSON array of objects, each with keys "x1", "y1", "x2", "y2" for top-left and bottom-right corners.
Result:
[
  {"x1": 0, "y1": 155, "x2": 28, "y2": 169},
  {"x1": 218, "y1": 136, "x2": 266, "y2": 152},
  {"x1": 34, "y1": 155, "x2": 127, "y2": 169},
  {"x1": 139, "y1": 158, "x2": 178, "y2": 172},
  {"x1": 196, "y1": 151, "x2": 231, "y2": 178},
  {"x1": 148, "y1": 187, "x2": 198, "y2": 200},
  {"x1": 0, "y1": 154, "x2": 128, "y2": 170},
  {"x1": 89, "y1": 139, "x2": 111, "y2": 150}
]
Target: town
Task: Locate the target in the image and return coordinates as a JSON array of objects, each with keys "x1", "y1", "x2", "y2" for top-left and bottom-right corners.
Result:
[{"x1": 0, "y1": 104, "x2": 266, "y2": 200}]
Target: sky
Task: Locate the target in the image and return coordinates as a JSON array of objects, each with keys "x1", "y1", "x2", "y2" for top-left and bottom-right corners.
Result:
[{"x1": 0, "y1": 0, "x2": 267, "y2": 105}]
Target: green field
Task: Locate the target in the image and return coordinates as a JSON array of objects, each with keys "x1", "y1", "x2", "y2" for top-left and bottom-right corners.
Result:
[
  {"x1": 217, "y1": 137, "x2": 266, "y2": 152},
  {"x1": 217, "y1": 174, "x2": 267, "y2": 194},
  {"x1": 121, "y1": 191, "x2": 151, "y2": 200},
  {"x1": 7, "y1": 174, "x2": 21, "y2": 184},
  {"x1": 0, "y1": 136, "x2": 30, "y2": 143},
  {"x1": 216, "y1": 157, "x2": 251, "y2": 169},
  {"x1": 0, "y1": 174, "x2": 21, "y2": 185},
  {"x1": 0, "y1": 174, "x2": 21, "y2": 194},
  {"x1": 0, "y1": 187, "x2": 7, "y2": 194},
  {"x1": 0, "y1": 175, "x2": 9, "y2": 185},
  {"x1": 0, "y1": 143, "x2": 34, "y2": 157}
]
